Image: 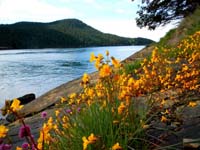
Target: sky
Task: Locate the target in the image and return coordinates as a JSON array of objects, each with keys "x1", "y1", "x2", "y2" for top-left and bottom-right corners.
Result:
[{"x1": 0, "y1": 0, "x2": 177, "y2": 41}]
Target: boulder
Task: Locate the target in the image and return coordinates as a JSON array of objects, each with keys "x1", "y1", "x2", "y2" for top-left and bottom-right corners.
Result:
[{"x1": 14, "y1": 93, "x2": 36, "y2": 105}]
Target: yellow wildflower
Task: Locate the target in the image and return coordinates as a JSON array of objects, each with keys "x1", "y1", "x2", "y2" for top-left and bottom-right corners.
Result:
[
  {"x1": 38, "y1": 120, "x2": 53, "y2": 150},
  {"x1": 82, "y1": 73, "x2": 90, "y2": 84},
  {"x1": 60, "y1": 96, "x2": 67, "y2": 103},
  {"x1": 161, "y1": 116, "x2": 167, "y2": 122},
  {"x1": 175, "y1": 74, "x2": 181, "y2": 81},
  {"x1": 112, "y1": 142, "x2": 123, "y2": 150},
  {"x1": 0, "y1": 125, "x2": 8, "y2": 138},
  {"x1": 62, "y1": 116, "x2": 69, "y2": 123},
  {"x1": 88, "y1": 88, "x2": 95, "y2": 98},
  {"x1": 16, "y1": 147, "x2": 22, "y2": 150},
  {"x1": 53, "y1": 124, "x2": 59, "y2": 132},
  {"x1": 69, "y1": 93, "x2": 77, "y2": 99},
  {"x1": 118, "y1": 102, "x2": 126, "y2": 115},
  {"x1": 151, "y1": 49, "x2": 159, "y2": 62},
  {"x1": 164, "y1": 109, "x2": 170, "y2": 114},
  {"x1": 47, "y1": 117, "x2": 53, "y2": 128},
  {"x1": 94, "y1": 54, "x2": 104, "y2": 70},
  {"x1": 128, "y1": 78, "x2": 134, "y2": 86},
  {"x1": 111, "y1": 56, "x2": 121, "y2": 68},
  {"x1": 10, "y1": 98, "x2": 23, "y2": 112},
  {"x1": 87, "y1": 100, "x2": 92, "y2": 106},
  {"x1": 99, "y1": 64, "x2": 111, "y2": 77},
  {"x1": 82, "y1": 136, "x2": 90, "y2": 150},
  {"x1": 62, "y1": 123, "x2": 69, "y2": 129},
  {"x1": 106, "y1": 50, "x2": 109, "y2": 56},
  {"x1": 161, "y1": 99, "x2": 166, "y2": 105},
  {"x1": 88, "y1": 133, "x2": 98, "y2": 143},
  {"x1": 182, "y1": 65, "x2": 189, "y2": 71},
  {"x1": 55, "y1": 110, "x2": 60, "y2": 117},
  {"x1": 188, "y1": 101, "x2": 197, "y2": 107},
  {"x1": 97, "y1": 54, "x2": 103, "y2": 61},
  {"x1": 95, "y1": 60, "x2": 100, "y2": 70},
  {"x1": 82, "y1": 133, "x2": 98, "y2": 150},
  {"x1": 90, "y1": 52, "x2": 96, "y2": 62},
  {"x1": 37, "y1": 142, "x2": 43, "y2": 150}
]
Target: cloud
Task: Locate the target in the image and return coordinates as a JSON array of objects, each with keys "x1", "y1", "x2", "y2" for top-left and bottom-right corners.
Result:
[
  {"x1": 86, "y1": 19, "x2": 175, "y2": 41},
  {"x1": 83, "y1": 0, "x2": 96, "y2": 4},
  {"x1": 82, "y1": 0, "x2": 104, "y2": 10},
  {"x1": 57, "y1": 0, "x2": 71, "y2": 2},
  {"x1": 0, "y1": 0, "x2": 75, "y2": 23},
  {"x1": 115, "y1": 8, "x2": 127, "y2": 14}
]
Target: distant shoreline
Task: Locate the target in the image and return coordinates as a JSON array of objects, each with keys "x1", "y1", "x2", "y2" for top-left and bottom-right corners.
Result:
[
  {"x1": 0, "y1": 47, "x2": 12, "y2": 50},
  {"x1": 0, "y1": 44, "x2": 146, "y2": 51}
]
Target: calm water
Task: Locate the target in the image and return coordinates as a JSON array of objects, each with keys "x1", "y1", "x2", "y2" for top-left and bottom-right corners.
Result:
[{"x1": 0, "y1": 46, "x2": 144, "y2": 107}]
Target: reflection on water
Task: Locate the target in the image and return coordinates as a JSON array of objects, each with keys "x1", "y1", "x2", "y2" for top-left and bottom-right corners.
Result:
[{"x1": 0, "y1": 46, "x2": 144, "y2": 107}]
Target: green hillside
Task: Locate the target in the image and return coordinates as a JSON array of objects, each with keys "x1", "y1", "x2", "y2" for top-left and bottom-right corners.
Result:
[
  {"x1": 0, "y1": 19, "x2": 154, "y2": 49},
  {"x1": 158, "y1": 8, "x2": 200, "y2": 47}
]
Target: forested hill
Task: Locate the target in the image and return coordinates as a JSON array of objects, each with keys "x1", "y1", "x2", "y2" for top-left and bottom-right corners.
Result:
[{"x1": 0, "y1": 19, "x2": 154, "y2": 49}]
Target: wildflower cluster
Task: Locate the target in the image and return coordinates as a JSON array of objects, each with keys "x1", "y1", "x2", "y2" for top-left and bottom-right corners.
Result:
[
  {"x1": 0, "y1": 31, "x2": 199, "y2": 150},
  {"x1": 46, "y1": 32, "x2": 199, "y2": 149},
  {"x1": 38, "y1": 51, "x2": 149, "y2": 150}
]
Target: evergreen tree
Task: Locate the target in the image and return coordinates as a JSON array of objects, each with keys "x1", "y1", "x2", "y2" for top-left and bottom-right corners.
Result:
[{"x1": 133, "y1": 0, "x2": 200, "y2": 30}]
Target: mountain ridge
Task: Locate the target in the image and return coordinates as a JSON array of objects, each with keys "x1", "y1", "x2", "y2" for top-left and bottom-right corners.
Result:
[{"x1": 0, "y1": 19, "x2": 154, "y2": 49}]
